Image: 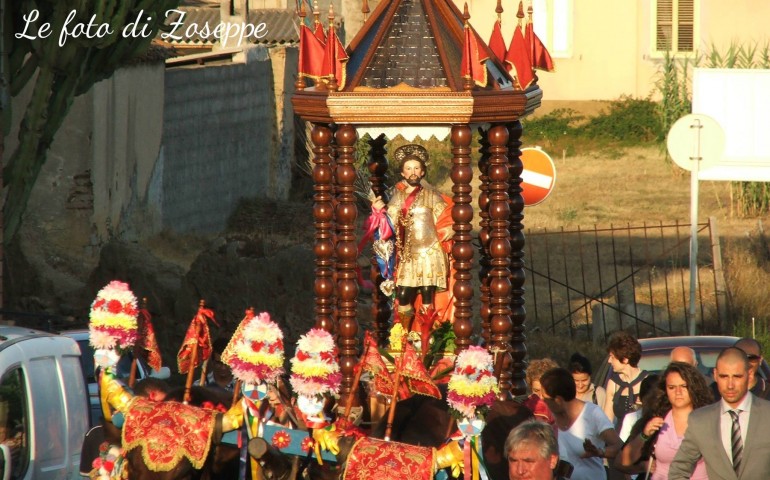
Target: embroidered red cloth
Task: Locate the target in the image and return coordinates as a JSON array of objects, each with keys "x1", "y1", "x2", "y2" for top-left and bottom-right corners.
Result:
[
  {"x1": 343, "y1": 438, "x2": 434, "y2": 480},
  {"x1": 122, "y1": 398, "x2": 218, "y2": 471}
]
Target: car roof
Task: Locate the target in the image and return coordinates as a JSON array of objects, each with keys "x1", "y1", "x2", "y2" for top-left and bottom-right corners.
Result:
[
  {"x1": 639, "y1": 335, "x2": 740, "y2": 350},
  {"x1": 59, "y1": 329, "x2": 89, "y2": 341},
  {"x1": 0, "y1": 325, "x2": 58, "y2": 342}
]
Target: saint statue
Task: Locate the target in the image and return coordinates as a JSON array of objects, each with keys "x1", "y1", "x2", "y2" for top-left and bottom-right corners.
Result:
[{"x1": 370, "y1": 144, "x2": 454, "y2": 334}]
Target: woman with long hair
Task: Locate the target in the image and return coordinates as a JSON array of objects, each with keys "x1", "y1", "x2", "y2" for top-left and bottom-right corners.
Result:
[{"x1": 615, "y1": 361, "x2": 713, "y2": 479}]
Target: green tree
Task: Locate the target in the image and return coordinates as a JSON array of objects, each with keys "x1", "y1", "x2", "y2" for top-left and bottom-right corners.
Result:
[{"x1": 2, "y1": 0, "x2": 179, "y2": 246}]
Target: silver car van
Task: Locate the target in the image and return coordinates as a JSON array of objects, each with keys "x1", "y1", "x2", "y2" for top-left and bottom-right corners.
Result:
[{"x1": 0, "y1": 326, "x2": 89, "y2": 480}]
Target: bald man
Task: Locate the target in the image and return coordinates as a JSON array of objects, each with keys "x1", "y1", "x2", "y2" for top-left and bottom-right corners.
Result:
[
  {"x1": 670, "y1": 347, "x2": 770, "y2": 479},
  {"x1": 670, "y1": 346, "x2": 697, "y2": 367},
  {"x1": 734, "y1": 337, "x2": 770, "y2": 399}
]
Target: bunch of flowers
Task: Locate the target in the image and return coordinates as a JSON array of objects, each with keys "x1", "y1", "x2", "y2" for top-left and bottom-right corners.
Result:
[
  {"x1": 289, "y1": 328, "x2": 341, "y2": 399},
  {"x1": 447, "y1": 346, "x2": 500, "y2": 420},
  {"x1": 91, "y1": 442, "x2": 125, "y2": 480},
  {"x1": 388, "y1": 323, "x2": 406, "y2": 351},
  {"x1": 221, "y1": 310, "x2": 284, "y2": 385},
  {"x1": 89, "y1": 280, "x2": 139, "y2": 352}
]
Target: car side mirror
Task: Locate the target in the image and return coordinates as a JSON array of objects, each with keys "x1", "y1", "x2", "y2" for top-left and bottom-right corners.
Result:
[{"x1": 150, "y1": 367, "x2": 171, "y2": 380}]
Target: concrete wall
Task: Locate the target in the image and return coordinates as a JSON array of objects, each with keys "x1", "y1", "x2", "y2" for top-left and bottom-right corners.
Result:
[{"x1": 161, "y1": 45, "x2": 294, "y2": 233}]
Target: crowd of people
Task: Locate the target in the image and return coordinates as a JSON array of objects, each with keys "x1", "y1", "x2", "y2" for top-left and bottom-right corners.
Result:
[{"x1": 506, "y1": 331, "x2": 770, "y2": 480}]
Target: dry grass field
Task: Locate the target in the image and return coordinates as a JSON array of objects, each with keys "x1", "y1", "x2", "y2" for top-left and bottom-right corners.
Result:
[{"x1": 512, "y1": 143, "x2": 770, "y2": 367}]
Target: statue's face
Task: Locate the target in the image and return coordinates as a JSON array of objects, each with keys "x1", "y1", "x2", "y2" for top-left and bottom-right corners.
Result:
[
  {"x1": 401, "y1": 159, "x2": 425, "y2": 186},
  {"x1": 94, "y1": 348, "x2": 120, "y2": 370}
]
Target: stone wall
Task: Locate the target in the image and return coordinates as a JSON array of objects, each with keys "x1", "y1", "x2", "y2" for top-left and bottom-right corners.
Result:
[{"x1": 161, "y1": 46, "x2": 294, "y2": 234}]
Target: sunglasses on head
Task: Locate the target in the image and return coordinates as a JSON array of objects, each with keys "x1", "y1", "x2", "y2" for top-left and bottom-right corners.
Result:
[{"x1": 747, "y1": 354, "x2": 761, "y2": 361}]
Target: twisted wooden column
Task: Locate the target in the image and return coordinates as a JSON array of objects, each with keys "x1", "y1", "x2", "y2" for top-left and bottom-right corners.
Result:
[
  {"x1": 334, "y1": 124, "x2": 359, "y2": 403},
  {"x1": 450, "y1": 125, "x2": 474, "y2": 353},
  {"x1": 487, "y1": 125, "x2": 513, "y2": 398},
  {"x1": 311, "y1": 124, "x2": 336, "y2": 333},
  {"x1": 507, "y1": 121, "x2": 527, "y2": 395},
  {"x1": 367, "y1": 134, "x2": 391, "y2": 346},
  {"x1": 476, "y1": 128, "x2": 492, "y2": 346}
]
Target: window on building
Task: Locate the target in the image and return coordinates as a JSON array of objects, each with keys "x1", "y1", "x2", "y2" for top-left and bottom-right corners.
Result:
[
  {"x1": 655, "y1": 0, "x2": 696, "y2": 53},
  {"x1": 532, "y1": 0, "x2": 572, "y2": 58}
]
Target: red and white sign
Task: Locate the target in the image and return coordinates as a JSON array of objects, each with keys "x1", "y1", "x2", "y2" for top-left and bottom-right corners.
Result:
[{"x1": 520, "y1": 147, "x2": 556, "y2": 206}]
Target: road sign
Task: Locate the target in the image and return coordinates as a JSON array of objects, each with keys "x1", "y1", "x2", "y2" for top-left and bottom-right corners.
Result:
[
  {"x1": 520, "y1": 147, "x2": 556, "y2": 206},
  {"x1": 666, "y1": 113, "x2": 725, "y2": 171}
]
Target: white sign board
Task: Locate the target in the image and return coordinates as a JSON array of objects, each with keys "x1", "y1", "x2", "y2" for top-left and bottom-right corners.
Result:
[{"x1": 692, "y1": 68, "x2": 770, "y2": 181}]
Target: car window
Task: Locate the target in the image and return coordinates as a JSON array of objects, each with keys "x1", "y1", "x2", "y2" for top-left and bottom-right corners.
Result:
[{"x1": 0, "y1": 367, "x2": 30, "y2": 480}]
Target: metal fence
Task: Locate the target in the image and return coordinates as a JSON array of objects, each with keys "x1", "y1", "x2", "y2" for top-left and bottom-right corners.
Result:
[{"x1": 524, "y1": 217, "x2": 728, "y2": 342}]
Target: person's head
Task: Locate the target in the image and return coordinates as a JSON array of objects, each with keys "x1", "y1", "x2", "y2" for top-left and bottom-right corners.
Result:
[
  {"x1": 526, "y1": 358, "x2": 559, "y2": 397},
  {"x1": 656, "y1": 362, "x2": 713, "y2": 412},
  {"x1": 133, "y1": 377, "x2": 170, "y2": 402},
  {"x1": 713, "y1": 347, "x2": 751, "y2": 408},
  {"x1": 670, "y1": 346, "x2": 697, "y2": 367},
  {"x1": 394, "y1": 144, "x2": 429, "y2": 186},
  {"x1": 568, "y1": 353, "x2": 593, "y2": 395},
  {"x1": 638, "y1": 373, "x2": 660, "y2": 404},
  {"x1": 734, "y1": 337, "x2": 763, "y2": 381},
  {"x1": 539, "y1": 368, "x2": 577, "y2": 414},
  {"x1": 211, "y1": 337, "x2": 233, "y2": 385},
  {"x1": 607, "y1": 331, "x2": 642, "y2": 371},
  {"x1": 505, "y1": 420, "x2": 559, "y2": 480}
]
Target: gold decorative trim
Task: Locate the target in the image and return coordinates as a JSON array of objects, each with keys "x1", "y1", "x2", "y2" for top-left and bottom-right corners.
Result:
[{"x1": 327, "y1": 92, "x2": 474, "y2": 124}]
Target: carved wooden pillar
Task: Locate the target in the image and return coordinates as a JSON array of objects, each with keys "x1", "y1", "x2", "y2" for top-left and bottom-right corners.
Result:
[
  {"x1": 507, "y1": 121, "x2": 527, "y2": 395},
  {"x1": 367, "y1": 134, "x2": 390, "y2": 346},
  {"x1": 476, "y1": 128, "x2": 492, "y2": 346},
  {"x1": 487, "y1": 125, "x2": 513, "y2": 397},
  {"x1": 311, "y1": 124, "x2": 336, "y2": 333},
  {"x1": 450, "y1": 124, "x2": 474, "y2": 353},
  {"x1": 334, "y1": 124, "x2": 360, "y2": 404}
]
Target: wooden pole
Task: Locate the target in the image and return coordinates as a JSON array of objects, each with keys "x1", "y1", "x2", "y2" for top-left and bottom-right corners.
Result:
[
  {"x1": 344, "y1": 340, "x2": 370, "y2": 420},
  {"x1": 384, "y1": 351, "x2": 406, "y2": 441},
  {"x1": 231, "y1": 379, "x2": 242, "y2": 407},
  {"x1": 128, "y1": 297, "x2": 149, "y2": 389}
]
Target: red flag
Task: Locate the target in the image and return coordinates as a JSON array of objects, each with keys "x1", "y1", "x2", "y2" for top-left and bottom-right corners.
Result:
[
  {"x1": 313, "y1": 21, "x2": 326, "y2": 44},
  {"x1": 323, "y1": 22, "x2": 348, "y2": 89},
  {"x1": 400, "y1": 343, "x2": 441, "y2": 399},
  {"x1": 525, "y1": 21, "x2": 554, "y2": 71},
  {"x1": 177, "y1": 304, "x2": 218, "y2": 374},
  {"x1": 360, "y1": 332, "x2": 410, "y2": 400},
  {"x1": 504, "y1": 24, "x2": 534, "y2": 89},
  {"x1": 299, "y1": 24, "x2": 326, "y2": 79},
  {"x1": 136, "y1": 307, "x2": 163, "y2": 371},
  {"x1": 460, "y1": 24, "x2": 488, "y2": 88},
  {"x1": 488, "y1": 20, "x2": 507, "y2": 63}
]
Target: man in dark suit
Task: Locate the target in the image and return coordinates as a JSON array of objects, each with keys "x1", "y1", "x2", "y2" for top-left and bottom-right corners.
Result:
[{"x1": 670, "y1": 347, "x2": 770, "y2": 479}]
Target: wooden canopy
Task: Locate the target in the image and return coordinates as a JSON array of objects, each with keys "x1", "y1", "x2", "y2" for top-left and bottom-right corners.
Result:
[{"x1": 291, "y1": 0, "x2": 542, "y2": 406}]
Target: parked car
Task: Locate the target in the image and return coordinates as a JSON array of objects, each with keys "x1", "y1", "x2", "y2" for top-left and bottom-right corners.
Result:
[
  {"x1": 594, "y1": 335, "x2": 770, "y2": 389},
  {"x1": 0, "y1": 325, "x2": 89, "y2": 480},
  {"x1": 60, "y1": 329, "x2": 170, "y2": 426}
]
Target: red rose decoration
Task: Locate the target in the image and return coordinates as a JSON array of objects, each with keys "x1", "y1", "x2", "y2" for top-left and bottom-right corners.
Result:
[
  {"x1": 301, "y1": 436, "x2": 315, "y2": 453},
  {"x1": 92, "y1": 458, "x2": 102, "y2": 469},
  {"x1": 271, "y1": 430, "x2": 291, "y2": 449},
  {"x1": 103, "y1": 460, "x2": 115, "y2": 472},
  {"x1": 93, "y1": 298, "x2": 106, "y2": 309},
  {"x1": 107, "y1": 299, "x2": 123, "y2": 314}
]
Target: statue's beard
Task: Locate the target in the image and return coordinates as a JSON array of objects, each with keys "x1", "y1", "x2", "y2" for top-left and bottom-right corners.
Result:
[{"x1": 404, "y1": 175, "x2": 422, "y2": 186}]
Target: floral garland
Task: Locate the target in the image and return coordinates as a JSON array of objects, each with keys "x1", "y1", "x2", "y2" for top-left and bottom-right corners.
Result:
[
  {"x1": 446, "y1": 346, "x2": 500, "y2": 420},
  {"x1": 388, "y1": 323, "x2": 406, "y2": 351},
  {"x1": 91, "y1": 442, "x2": 126, "y2": 480},
  {"x1": 221, "y1": 311, "x2": 284, "y2": 385},
  {"x1": 290, "y1": 328, "x2": 341, "y2": 399},
  {"x1": 89, "y1": 280, "x2": 139, "y2": 351}
]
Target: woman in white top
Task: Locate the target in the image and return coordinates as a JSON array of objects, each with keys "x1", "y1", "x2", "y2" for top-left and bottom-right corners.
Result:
[{"x1": 569, "y1": 352, "x2": 607, "y2": 407}]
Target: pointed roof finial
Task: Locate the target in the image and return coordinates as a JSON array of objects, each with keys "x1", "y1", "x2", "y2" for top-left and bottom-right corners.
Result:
[
  {"x1": 495, "y1": 0, "x2": 503, "y2": 19},
  {"x1": 362, "y1": 0, "x2": 370, "y2": 21},
  {"x1": 517, "y1": 1, "x2": 525, "y2": 19},
  {"x1": 463, "y1": 2, "x2": 470, "y2": 24},
  {"x1": 299, "y1": 0, "x2": 306, "y2": 19},
  {"x1": 329, "y1": 1, "x2": 335, "y2": 22},
  {"x1": 313, "y1": 0, "x2": 321, "y2": 23}
]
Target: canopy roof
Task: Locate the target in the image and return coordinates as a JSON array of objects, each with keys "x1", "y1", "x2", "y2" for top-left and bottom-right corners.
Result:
[{"x1": 292, "y1": 0, "x2": 542, "y2": 124}]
